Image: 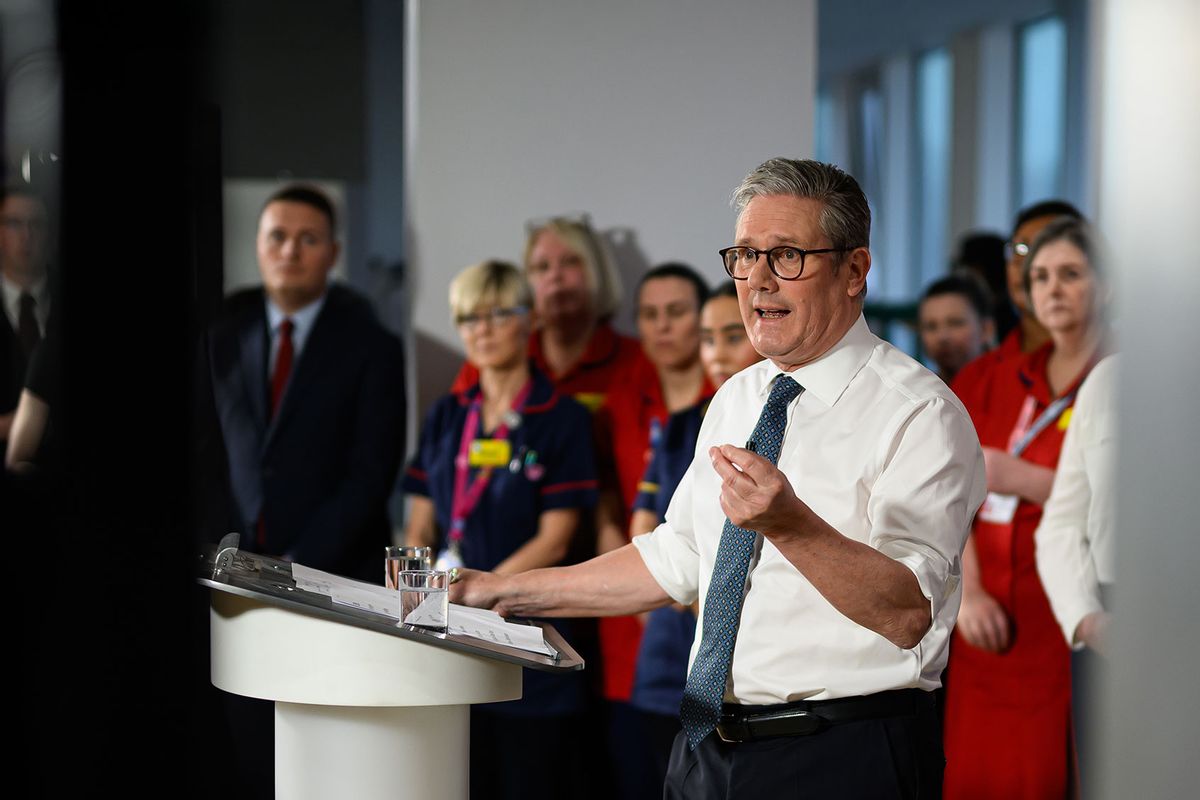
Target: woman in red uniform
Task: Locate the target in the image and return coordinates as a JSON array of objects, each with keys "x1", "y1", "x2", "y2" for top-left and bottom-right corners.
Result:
[
  {"x1": 944, "y1": 217, "x2": 1110, "y2": 799},
  {"x1": 451, "y1": 216, "x2": 646, "y2": 412}
]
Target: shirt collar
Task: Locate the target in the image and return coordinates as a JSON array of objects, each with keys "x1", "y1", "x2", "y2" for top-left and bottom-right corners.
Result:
[
  {"x1": 266, "y1": 292, "x2": 326, "y2": 337},
  {"x1": 753, "y1": 314, "x2": 877, "y2": 408},
  {"x1": 0, "y1": 272, "x2": 49, "y2": 320}
]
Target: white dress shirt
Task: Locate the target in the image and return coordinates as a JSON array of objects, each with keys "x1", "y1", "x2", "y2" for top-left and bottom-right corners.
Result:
[
  {"x1": 633, "y1": 314, "x2": 986, "y2": 705},
  {"x1": 0, "y1": 273, "x2": 50, "y2": 335},
  {"x1": 1035, "y1": 354, "x2": 1118, "y2": 649}
]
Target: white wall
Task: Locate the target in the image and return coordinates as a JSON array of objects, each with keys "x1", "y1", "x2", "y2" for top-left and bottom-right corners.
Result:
[
  {"x1": 405, "y1": 0, "x2": 817, "y2": 410},
  {"x1": 1093, "y1": 1, "x2": 1200, "y2": 797}
]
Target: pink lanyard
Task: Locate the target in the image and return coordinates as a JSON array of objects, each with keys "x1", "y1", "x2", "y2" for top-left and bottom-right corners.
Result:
[{"x1": 449, "y1": 379, "x2": 533, "y2": 544}]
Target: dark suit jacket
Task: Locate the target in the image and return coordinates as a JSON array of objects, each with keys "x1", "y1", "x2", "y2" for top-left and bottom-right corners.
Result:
[
  {"x1": 203, "y1": 284, "x2": 407, "y2": 581},
  {"x1": 0, "y1": 309, "x2": 29, "y2": 417}
]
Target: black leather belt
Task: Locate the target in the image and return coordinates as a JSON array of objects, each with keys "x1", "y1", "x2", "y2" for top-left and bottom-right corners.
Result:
[{"x1": 716, "y1": 689, "x2": 932, "y2": 743}]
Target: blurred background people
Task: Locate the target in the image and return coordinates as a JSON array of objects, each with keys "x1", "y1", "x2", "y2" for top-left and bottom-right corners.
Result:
[
  {"x1": 1036, "y1": 353, "x2": 1118, "y2": 795},
  {"x1": 452, "y1": 216, "x2": 644, "y2": 414},
  {"x1": 4, "y1": 318, "x2": 58, "y2": 473},
  {"x1": 203, "y1": 184, "x2": 407, "y2": 579},
  {"x1": 592, "y1": 261, "x2": 711, "y2": 799},
  {"x1": 944, "y1": 217, "x2": 1110, "y2": 799},
  {"x1": 951, "y1": 230, "x2": 1014, "y2": 341},
  {"x1": 952, "y1": 200, "x2": 1083, "y2": 423},
  {"x1": 403, "y1": 260, "x2": 597, "y2": 800},
  {"x1": 200, "y1": 185, "x2": 407, "y2": 797},
  {"x1": 627, "y1": 280, "x2": 762, "y2": 792},
  {"x1": 0, "y1": 184, "x2": 51, "y2": 452},
  {"x1": 917, "y1": 273, "x2": 996, "y2": 384}
]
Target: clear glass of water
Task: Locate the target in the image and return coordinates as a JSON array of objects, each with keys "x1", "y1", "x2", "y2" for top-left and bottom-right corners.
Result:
[
  {"x1": 385, "y1": 546, "x2": 433, "y2": 589},
  {"x1": 398, "y1": 569, "x2": 449, "y2": 631}
]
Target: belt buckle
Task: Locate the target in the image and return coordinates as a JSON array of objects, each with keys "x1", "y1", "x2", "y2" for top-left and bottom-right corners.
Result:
[
  {"x1": 716, "y1": 720, "x2": 741, "y2": 743},
  {"x1": 716, "y1": 708, "x2": 825, "y2": 742}
]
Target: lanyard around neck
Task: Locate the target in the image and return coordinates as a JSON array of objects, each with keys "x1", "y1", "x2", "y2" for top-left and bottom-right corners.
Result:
[
  {"x1": 449, "y1": 379, "x2": 534, "y2": 542},
  {"x1": 1009, "y1": 390, "x2": 1077, "y2": 457}
]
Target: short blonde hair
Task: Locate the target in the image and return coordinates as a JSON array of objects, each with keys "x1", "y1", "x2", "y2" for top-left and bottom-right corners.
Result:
[
  {"x1": 523, "y1": 217, "x2": 622, "y2": 320},
  {"x1": 448, "y1": 260, "x2": 533, "y2": 322}
]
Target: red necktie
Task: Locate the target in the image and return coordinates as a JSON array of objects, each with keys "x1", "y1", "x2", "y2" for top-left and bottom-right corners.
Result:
[
  {"x1": 259, "y1": 318, "x2": 294, "y2": 549},
  {"x1": 270, "y1": 318, "x2": 294, "y2": 418}
]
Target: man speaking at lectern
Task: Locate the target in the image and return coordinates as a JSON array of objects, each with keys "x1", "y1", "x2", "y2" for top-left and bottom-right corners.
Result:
[{"x1": 454, "y1": 159, "x2": 985, "y2": 798}]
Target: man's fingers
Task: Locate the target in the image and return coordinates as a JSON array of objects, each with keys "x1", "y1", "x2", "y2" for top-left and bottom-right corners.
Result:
[
  {"x1": 709, "y1": 446, "x2": 756, "y2": 491},
  {"x1": 716, "y1": 444, "x2": 773, "y2": 480}
]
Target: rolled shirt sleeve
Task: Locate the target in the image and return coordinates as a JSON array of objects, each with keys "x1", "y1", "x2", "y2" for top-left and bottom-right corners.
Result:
[
  {"x1": 633, "y1": 458, "x2": 702, "y2": 605},
  {"x1": 868, "y1": 397, "x2": 988, "y2": 642}
]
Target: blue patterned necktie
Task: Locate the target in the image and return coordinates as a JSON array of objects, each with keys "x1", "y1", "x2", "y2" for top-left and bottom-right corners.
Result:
[{"x1": 679, "y1": 374, "x2": 804, "y2": 749}]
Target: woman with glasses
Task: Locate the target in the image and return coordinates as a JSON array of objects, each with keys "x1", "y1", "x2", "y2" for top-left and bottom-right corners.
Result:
[
  {"x1": 451, "y1": 216, "x2": 647, "y2": 414},
  {"x1": 943, "y1": 218, "x2": 1112, "y2": 799},
  {"x1": 403, "y1": 260, "x2": 598, "y2": 799}
]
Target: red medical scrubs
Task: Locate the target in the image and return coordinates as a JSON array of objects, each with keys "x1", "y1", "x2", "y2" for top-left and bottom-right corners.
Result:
[
  {"x1": 943, "y1": 341, "x2": 1104, "y2": 799},
  {"x1": 593, "y1": 357, "x2": 712, "y2": 701}
]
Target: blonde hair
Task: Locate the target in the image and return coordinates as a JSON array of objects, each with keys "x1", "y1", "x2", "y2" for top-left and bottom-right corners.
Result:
[
  {"x1": 523, "y1": 217, "x2": 622, "y2": 320},
  {"x1": 448, "y1": 260, "x2": 533, "y2": 321}
]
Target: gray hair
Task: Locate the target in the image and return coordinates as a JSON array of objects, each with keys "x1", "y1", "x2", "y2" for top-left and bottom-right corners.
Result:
[{"x1": 731, "y1": 158, "x2": 871, "y2": 251}]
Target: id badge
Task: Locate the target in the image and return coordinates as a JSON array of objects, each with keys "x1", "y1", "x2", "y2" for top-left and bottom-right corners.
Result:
[
  {"x1": 468, "y1": 438, "x2": 512, "y2": 467},
  {"x1": 978, "y1": 491, "x2": 1019, "y2": 524}
]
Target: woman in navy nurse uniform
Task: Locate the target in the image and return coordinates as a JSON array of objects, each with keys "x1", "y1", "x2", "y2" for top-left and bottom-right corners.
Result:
[{"x1": 403, "y1": 260, "x2": 598, "y2": 800}]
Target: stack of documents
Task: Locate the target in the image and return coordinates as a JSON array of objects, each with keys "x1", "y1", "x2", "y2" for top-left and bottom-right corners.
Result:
[{"x1": 291, "y1": 564, "x2": 555, "y2": 657}]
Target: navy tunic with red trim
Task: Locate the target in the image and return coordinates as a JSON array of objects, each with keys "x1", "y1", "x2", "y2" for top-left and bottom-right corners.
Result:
[
  {"x1": 404, "y1": 368, "x2": 599, "y2": 572},
  {"x1": 402, "y1": 367, "x2": 597, "y2": 716},
  {"x1": 630, "y1": 402, "x2": 704, "y2": 718}
]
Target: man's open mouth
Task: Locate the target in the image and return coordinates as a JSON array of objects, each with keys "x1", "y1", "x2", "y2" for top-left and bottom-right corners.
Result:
[{"x1": 755, "y1": 307, "x2": 791, "y2": 319}]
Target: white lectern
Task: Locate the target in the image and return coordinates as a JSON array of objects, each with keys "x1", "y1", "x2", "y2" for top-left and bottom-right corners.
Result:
[{"x1": 199, "y1": 541, "x2": 584, "y2": 800}]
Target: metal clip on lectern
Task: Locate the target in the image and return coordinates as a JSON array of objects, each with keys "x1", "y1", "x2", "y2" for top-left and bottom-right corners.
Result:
[{"x1": 198, "y1": 534, "x2": 583, "y2": 800}]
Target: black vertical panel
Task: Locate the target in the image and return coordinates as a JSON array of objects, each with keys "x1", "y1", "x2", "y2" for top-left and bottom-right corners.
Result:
[{"x1": 10, "y1": 1, "x2": 218, "y2": 793}]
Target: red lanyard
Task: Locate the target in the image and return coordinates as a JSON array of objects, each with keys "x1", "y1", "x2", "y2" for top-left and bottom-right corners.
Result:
[{"x1": 449, "y1": 379, "x2": 533, "y2": 543}]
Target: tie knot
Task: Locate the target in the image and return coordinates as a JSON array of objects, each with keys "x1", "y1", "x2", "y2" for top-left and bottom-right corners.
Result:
[
  {"x1": 279, "y1": 318, "x2": 294, "y2": 338},
  {"x1": 767, "y1": 374, "x2": 802, "y2": 407},
  {"x1": 19, "y1": 292, "x2": 36, "y2": 311}
]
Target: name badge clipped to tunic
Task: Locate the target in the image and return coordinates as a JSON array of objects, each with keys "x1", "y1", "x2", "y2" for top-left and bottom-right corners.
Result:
[
  {"x1": 978, "y1": 492, "x2": 1019, "y2": 524},
  {"x1": 468, "y1": 439, "x2": 512, "y2": 468}
]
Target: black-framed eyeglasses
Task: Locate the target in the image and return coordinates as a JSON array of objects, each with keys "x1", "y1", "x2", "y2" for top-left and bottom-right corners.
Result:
[
  {"x1": 455, "y1": 306, "x2": 528, "y2": 330},
  {"x1": 718, "y1": 245, "x2": 853, "y2": 281},
  {"x1": 1004, "y1": 240, "x2": 1031, "y2": 261}
]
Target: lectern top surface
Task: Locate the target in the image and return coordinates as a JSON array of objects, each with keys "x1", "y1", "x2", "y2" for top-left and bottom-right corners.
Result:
[{"x1": 197, "y1": 547, "x2": 584, "y2": 673}]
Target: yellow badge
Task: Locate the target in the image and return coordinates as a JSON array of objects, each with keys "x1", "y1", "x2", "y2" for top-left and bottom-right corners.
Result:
[
  {"x1": 1057, "y1": 407, "x2": 1073, "y2": 431},
  {"x1": 574, "y1": 392, "x2": 606, "y2": 413},
  {"x1": 469, "y1": 439, "x2": 512, "y2": 467}
]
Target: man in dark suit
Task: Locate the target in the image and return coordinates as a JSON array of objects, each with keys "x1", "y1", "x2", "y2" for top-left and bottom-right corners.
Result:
[
  {"x1": 0, "y1": 184, "x2": 51, "y2": 453},
  {"x1": 201, "y1": 185, "x2": 407, "y2": 797},
  {"x1": 203, "y1": 184, "x2": 407, "y2": 581}
]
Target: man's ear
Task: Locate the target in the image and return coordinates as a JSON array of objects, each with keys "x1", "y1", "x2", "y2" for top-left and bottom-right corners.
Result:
[{"x1": 845, "y1": 247, "x2": 871, "y2": 299}]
